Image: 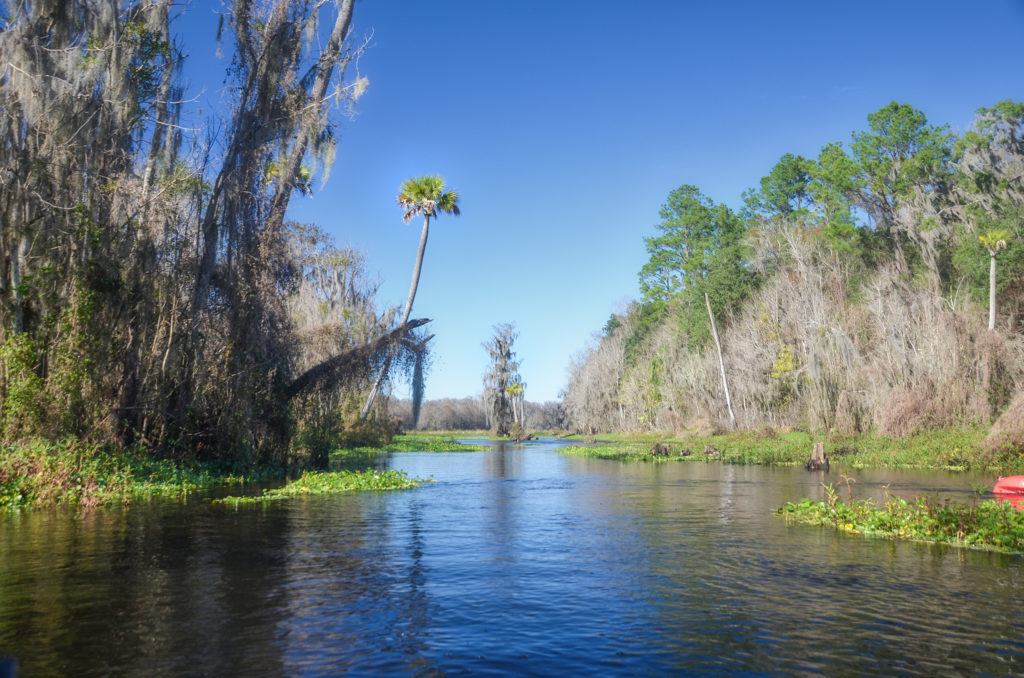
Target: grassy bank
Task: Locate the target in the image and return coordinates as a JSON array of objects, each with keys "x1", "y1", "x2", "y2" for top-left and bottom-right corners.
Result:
[
  {"x1": 0, "y1": 433, "x2": 482, "y2": 512},
  {"x1": 216, "y1": 468, "x2": 424, "y2": 505},
  {"x1": 779, "y1": 487, "x2": 1024, "y2": 554},
  {"x1": 558, "y1": 427, "x2": 1019, "y2": 473},
  {"x1": 0, "y1": 439, "x2": 283, "y2": 511}
]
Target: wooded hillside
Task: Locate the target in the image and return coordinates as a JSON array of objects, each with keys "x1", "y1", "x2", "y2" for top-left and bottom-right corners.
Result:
[{"x1": 564, "y1": 102, "x2": 1024, "y2": 441}]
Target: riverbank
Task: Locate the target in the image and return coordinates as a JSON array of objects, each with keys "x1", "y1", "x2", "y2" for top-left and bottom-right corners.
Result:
[
  {"x1": 0, "y1": 439, "x2": 284, "y2": 511},
  {"x1": 558, "y1": 427, "x2": 1022, "y2": 474},
  {"x1": 0, "y1": 434, "x2": 485, "y2": 511}
]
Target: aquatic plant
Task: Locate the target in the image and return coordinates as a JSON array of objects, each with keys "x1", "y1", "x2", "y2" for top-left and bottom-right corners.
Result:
[
  {"x1": 779, "y1": 488, "x2": 1024, "y2": 554},
  {"x1": 216, "y1": 469, "x2": 424, "y2": 505}
]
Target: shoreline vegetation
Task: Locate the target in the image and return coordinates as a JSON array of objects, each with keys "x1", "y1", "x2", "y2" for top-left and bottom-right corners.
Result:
[
  {"x1": 0, "y1": 435, "x2": 484, "y2": 511},
  {"x1": 779, "y1": 490, "x2": 1024, "y2": 555},
  {"x1": 4, "y1": 428, "x2": 1024, "y2": 554},
  {"x1": 556, "y1": 427, "x2": 1022, "y2": 473},
  {"x1": 557, "y1": 427, "x2": 1024, "y2": 554}
]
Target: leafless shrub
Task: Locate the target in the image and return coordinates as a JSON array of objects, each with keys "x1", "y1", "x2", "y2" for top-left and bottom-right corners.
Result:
[
  {"x1": 983, "y1": 390, "x2": 1024, "y2": 455},
  {"x1": 564, "y1": 221, "x2": 1024, "y2": 437}
]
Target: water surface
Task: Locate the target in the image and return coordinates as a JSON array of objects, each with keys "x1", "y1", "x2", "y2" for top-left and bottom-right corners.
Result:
[{"x1": 1, "y1": 439, "x2": 1020, "y2": 675}]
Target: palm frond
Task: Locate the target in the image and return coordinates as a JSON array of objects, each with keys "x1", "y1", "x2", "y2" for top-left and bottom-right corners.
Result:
[
  {"x1": 396, "y1": 174, "x2": 460, "y2": 222},
  {"x1": 437, "y1": 190, "x2": 460, "y2": 215}
]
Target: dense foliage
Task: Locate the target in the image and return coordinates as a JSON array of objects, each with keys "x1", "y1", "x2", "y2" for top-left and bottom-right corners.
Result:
[
  {"x1": 565, "y1": 100, "x2": 1024, "y2": 441},
  {"x1": 0, "y1": 1, "x2": 423, "y2": 465}
]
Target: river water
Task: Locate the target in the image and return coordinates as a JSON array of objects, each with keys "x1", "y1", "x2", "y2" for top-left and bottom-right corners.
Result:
[{"x1": 0, "y1": 439, "x2": 1021, "y2": 676}]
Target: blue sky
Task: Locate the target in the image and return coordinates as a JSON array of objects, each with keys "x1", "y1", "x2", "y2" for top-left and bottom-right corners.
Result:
[{"x1": 176, "y1": 0, "x2": 1024, "y2": 403}]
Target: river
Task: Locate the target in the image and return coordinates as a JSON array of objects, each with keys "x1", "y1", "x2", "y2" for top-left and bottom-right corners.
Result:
[{"x1": 1, "y1": 438, "x2": 1021, "y2": 676}]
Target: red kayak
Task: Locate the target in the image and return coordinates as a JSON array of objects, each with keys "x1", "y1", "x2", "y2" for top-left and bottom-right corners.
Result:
[
  {"x1": 993, "y1": 476, "x2": 1024, "y2": 495},
  {"x1": 993, "y1": 476, "x2": 1024, "y2": 509}
]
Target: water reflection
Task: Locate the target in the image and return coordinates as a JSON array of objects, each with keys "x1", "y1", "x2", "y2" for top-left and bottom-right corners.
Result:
[{"x1": 0, "y1": 441, "x2": 1021, "y2": 676}]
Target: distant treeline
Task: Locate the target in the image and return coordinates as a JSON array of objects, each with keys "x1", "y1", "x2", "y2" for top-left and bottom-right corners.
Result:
[
  {"x1": 0, "y1": 1, "x2": 424, "y2": 465},
  {"x1": 564, "y1": 101, "x2": 1024, "y2": 446},
  {"x1": 391, "y1": 398, "x2": 565, "y2": 432}
]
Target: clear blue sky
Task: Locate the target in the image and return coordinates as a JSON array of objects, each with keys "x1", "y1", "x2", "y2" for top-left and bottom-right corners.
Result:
[{"x1": 176, "y1": 0, "x2": 1024, "y2": 403}]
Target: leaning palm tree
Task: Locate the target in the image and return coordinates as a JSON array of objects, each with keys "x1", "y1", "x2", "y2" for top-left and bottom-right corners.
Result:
[
  {"x1": 360, "y1": 175, "x2": 460, "y2": 419},
  {"x1": 979, "y1": 228, "x2": 1011, "y2": 331}
]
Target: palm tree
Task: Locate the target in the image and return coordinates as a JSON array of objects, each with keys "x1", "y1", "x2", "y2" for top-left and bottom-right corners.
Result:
[
  {"x1": 979, "y1": 228, "x2": 1011, "y2": 331},
  {"x1": 360, "y1": 175, "x2": 460, "y2": 419},
  {"x1": 505, "y1": 381, "x2": 524, "y2": 424}
]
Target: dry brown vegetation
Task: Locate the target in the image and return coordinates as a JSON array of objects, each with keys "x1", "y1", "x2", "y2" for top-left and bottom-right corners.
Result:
[{"x1": 564, "y1": 101, "x2": 1024, "y2": 440}]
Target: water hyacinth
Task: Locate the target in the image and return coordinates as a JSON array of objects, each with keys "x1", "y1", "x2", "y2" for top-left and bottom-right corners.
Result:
[
  {"x1": 779, "y1": 484, "x2": 1024, "y2": 554},
  {"x1": 217, "y1": 469, "x2": 424, "y2": 505}
]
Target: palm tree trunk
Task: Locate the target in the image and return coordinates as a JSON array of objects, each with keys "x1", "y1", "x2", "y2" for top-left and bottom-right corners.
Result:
[
  {"x1": 359, "y1": 214, "x2": 431, "y2": 419},
  {"x1": 989, "y1": 252, "x2": 997, "y2": 331}
]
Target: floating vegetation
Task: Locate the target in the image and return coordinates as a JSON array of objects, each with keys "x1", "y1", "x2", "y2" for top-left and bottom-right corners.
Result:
[
  {"x1": 377, "y1": 436, "x2": 487, "y2": 452},
  {"x1": 779, "y1": 484, "x2": 1024, "y2": 554},
  {"x1": 216, "y1": 469, "x2": 424, "y2": 505}
]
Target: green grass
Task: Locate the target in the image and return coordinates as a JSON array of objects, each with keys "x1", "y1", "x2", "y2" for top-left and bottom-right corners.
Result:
[
  {"x1": 779, "y1": 485, "x2": 1024, "y2": 554},
  {"x1": 557, "y1": 427, "x2": 1014, "y2": 472},
  {"x1": 215, "y1": 468, "x2": 424, "y2": 505},
  {"x1": 0, "y1": 439, "x2": 282, "y2": 510}
]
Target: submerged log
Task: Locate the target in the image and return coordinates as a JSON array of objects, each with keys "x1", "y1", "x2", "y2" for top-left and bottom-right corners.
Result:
[{"x1": 805, "y1": 441, "x2": 829, "y2": 471}]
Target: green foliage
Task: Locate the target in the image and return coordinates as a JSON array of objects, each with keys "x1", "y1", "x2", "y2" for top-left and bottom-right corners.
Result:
[
  {"x1": 0, "y1": 439, "x2": 278, "y2": 511},
  {"x1": 558, "y1": 428, "x2": 1005, "y2": 472},
  {"x1": 638, "y1": 185, "x2": 755, "y2": 351},
  {"x1": 216, "y1": 468, "x2": 422, "y2": 504},
  {"x1": 780, "y1": 491, "x2": 1024, "y2": 554},
  {"x1": 639, "y1": 184, "x2": 751, "y2": 303},
  {"x1": 745, "y1": 152, "x2": 813, "y2": 217},
  {"x1": 851, "y1": 101, "x2": 954, "y2": 202},
  {"x1": 397, "y1": 175, "x2": 461, "y2": 223},
  {"x1": 807, "y1": 143, "x2": 866, "y2": 257},
  {"x1": 0, "y1": 334, "x2": 45, "y2": 436},
  {"x1": 369, "y1": 435, "x2": 486, "y2": 452}
]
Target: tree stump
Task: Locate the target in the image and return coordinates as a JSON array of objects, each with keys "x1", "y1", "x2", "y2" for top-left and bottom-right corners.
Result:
[
  {"x1": 650, "y1": 443, "x2": 670, "y2": 456},
  {"x1": 805, "y1": 441, "x2": 829, "y2": 471}
]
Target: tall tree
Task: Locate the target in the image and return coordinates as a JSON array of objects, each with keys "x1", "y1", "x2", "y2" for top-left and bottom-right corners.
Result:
[
  {"x1": 0, "y1": 0, "x2": 403, "y2": 461},
  {"x1": 745, "y1": 153, "x2": 813, "y2": 220},
  {"x1": 482, "y1": 323, "x2": 521, "y2": 437},
  {"x1": 850, "y1": 102, "x2": 954, "y2": 278},
  {"x1": 979, "y1": 228, "x2": 1011, "y2": 331},
  {"x1": 638, "y1": 185, "x2": 753, "y2": 347},
  {"x1": 360, "y1": 175, "x2": 459, "y2": 419}
]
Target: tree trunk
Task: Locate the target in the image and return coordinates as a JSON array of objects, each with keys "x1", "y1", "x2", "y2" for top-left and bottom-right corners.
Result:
[
  {"x1": 989, "y1": 251, "x2": 997, "y2": 331},
  {"x1": 359, "y1": 213, "x2": 431, "y2": 419},
  {"x1": 265, "y1": 0, "x2": 356, "y2": 233},
  {"x1": 705, "y1": 292, "x2": 736, "y2": 428}
]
